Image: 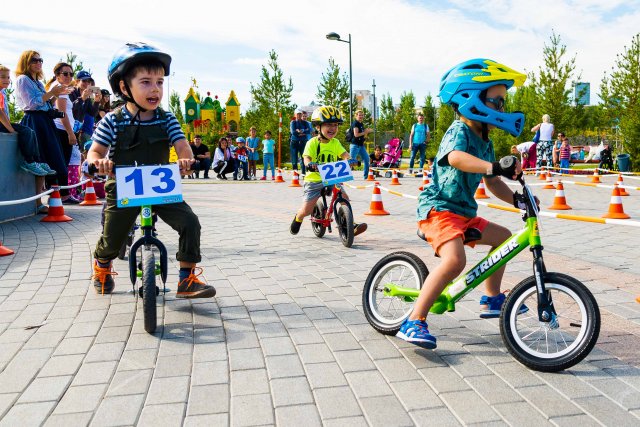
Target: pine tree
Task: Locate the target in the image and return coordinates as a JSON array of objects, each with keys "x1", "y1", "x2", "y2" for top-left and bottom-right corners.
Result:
[
  {"x1": 316, "y1": 57, "x2": 350, "y2": 113},
  {"x1": 169, "y1": 91, "x2": 184, "y2": 124}
]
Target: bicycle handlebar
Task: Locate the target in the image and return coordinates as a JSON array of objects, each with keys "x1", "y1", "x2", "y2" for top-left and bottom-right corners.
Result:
[{"x1": 84, "y1": 161, "x2": 200, "y2": 177}]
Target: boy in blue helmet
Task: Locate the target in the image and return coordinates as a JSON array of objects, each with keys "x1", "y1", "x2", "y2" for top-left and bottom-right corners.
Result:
[
  {"x1": 397, "y1": 59, "x2": 528, "y2": 349},
  {"x1": 87, "y1": 42, "x2": 215, "y2": 298}
]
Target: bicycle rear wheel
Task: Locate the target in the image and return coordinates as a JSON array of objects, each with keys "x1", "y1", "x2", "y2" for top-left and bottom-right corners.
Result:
[
  {"x1": 362, "y1": 252, "x2": 428, "y2": 335},
  {"x1": 337, "y1": 205, "x2": 354, "y2": 248},
  {"x1": 141, "y1": 246, "x2": 158, "y2": 334},
  {"x1": 311, "y1": 199, "x2": 326, "y2": 238},
  {"x1": 500, "y1": 273, "x2": 600, "y2": 372}
]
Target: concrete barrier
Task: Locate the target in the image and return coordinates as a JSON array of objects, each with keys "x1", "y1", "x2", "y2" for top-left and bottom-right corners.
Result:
[{"x1": 0, "y1": 133, "x2": 36, "y2": 222}]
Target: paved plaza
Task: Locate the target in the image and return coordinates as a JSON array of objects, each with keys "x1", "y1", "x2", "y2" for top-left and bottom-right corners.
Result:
[{"x1": 0, "y1": 172, "x2": 639, "y2": 426}]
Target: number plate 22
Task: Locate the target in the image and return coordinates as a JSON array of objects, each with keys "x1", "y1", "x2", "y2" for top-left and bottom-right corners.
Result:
[
  {"x1": 318, "y1": 160, "x2": 354, "y2": 186},
  {"x1": 115, "y1": 164, "x2": 183, "y2": 208}
]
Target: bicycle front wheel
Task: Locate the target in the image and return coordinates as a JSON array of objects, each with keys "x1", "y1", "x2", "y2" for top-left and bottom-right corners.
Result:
[
  {"x1": 311, "y1": 199, "x2": 326, "y2": 238},
  {"x1": 362, "y1": 252, "x2": 428, "y2": 335},
  {"x1": 141, "y1": 246, "x2": 158, "y2": 334},
  {"x1": 500, "y1": 273, "x2": 600, "y2": 372},
  {"x1": 337, "y1": 204, "x2": 354, "y2": 248}
]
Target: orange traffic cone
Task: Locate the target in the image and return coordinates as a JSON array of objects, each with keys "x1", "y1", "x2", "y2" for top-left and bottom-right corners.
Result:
[
  {"x1": 366, "y1": 170, "x2": 375, "y2": 181},
  {"x1": 275, "y1": 169, "x2": 285, "y2": 183},
  {"x1": 542, "y1": 174, "x2": 555, "y2": 189},
  {"x1": 364, "y1": 183, "x2": 390, "y2": 216},
  {"x1": 41, "y1": 187, "x2": 73, "y2": 222},
  {"x1": 79, "y1": 180, "x2": 103, "y2": 206},
  {"x1": 0, "y1": 241, "x2": 14, "y2": 257},
  {"x1": 390, "y1": 169, "x2": 401, "y2": 186},
  {"x1": 590, "y1": 169, "x2": 601, "y2": 184},
  {"x1": 548, "y1": 182, "x2": 572, "y2": 210},
  {"x1": 538, "y1": 171, "x2": 547, "y2": 181},
  {"x1": 616, "y1": 174, "x2": 629, "y2": 196},
  {"x1": 419, "y1": 170, "x2": 430, "y2": 191},
  {"x1": 289, "y1": 170, "x2": 302, "y2": 187},
  {"x1": 474, "y1": 178, "x2": 490, "y2": 199},
  {"x1": 602, "y1": 185, "x2": 630, "y2": 219}
]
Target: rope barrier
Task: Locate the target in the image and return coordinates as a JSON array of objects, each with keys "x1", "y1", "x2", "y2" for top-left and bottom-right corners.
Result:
[{"x1": 0, "y1": 179, "x2": 90, "y2": 206}]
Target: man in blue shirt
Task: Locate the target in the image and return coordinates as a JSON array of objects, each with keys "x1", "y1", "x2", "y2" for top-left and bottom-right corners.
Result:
[{"x1": 289, "y1": 108, "x2": 312, "y2": 174}]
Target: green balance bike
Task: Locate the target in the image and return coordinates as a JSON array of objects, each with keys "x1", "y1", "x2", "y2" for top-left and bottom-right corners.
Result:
[{"x1": 362, "y1": 176, "x2": 600, "y2": 372}]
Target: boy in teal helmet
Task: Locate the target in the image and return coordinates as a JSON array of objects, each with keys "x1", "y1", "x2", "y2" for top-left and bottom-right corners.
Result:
[{"x1": 397, "y1": 59, "x2": 528, "y2": 349}]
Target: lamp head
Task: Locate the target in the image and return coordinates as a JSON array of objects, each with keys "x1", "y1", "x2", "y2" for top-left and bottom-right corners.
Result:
[{"x1": 326, "y1": 32, "x2": 341, "y2": 41}]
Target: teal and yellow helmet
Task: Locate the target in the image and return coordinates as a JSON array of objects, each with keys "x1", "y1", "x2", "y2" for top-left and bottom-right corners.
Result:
[{"x1": 439, "y1": 58, "x2": 527, "y2": 136}]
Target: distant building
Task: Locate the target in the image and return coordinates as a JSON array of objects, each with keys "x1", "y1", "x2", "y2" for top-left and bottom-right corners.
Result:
[
  {"x1": 575, "y1": 82, "x2": 590, "y2": 106},
  {"x1": 354, "y1": 90, "x2": 374, "y2": 113}
]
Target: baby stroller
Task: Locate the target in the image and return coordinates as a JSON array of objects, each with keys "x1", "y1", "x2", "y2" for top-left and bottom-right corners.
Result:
[{"x1": 381, "y1": 138, "x2": 404, "y2": 178}]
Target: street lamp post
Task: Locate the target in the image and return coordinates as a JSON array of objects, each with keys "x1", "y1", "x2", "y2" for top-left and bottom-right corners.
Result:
[
  {"x1": 326, "y1": 32, "x2": 352, "y2": 126},
  {"x1": 372, "y1": 79, "x2": 376, "y2": 145}
]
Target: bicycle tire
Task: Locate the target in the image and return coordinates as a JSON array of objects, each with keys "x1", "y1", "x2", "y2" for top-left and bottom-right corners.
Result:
[
  {"x1": 311, "y1": 199, "x2": 326, "y2": 238},
  {"x1": 500, "y1": 272, "x2": 600, "y2": 372},
  {"x1": 141, "y1": 246, "x2": 157, "y2": 334},
  {"x1": 337, "y1": 204, "x2": 354, "y2": 248},
  {"x1": 362, "y1": 252, "x2": 428, "y2": 335}
]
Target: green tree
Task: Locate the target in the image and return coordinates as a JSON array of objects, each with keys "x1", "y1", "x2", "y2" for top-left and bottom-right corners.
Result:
[
  {"x1": 600, "y1": 33, "x2": 640, "y2": 170},
  {"x1": 377, "y1": 93, "x2": 395, "y2": 133},
  {"x1": 395, "y1": 91, "x2": 416, "y2": 139},
  {"x1": 434, "y1": 103, "x2": 455, "y2": 146},
  {"x1": 316, "y1": 57, "x2": 349, "y2": 113},
  {"x1": 247, "y1": 50, "x2": 296, "y2": 164},
  {"x1": 6, "y1": 87, "x2": 24, "y2": 122},
  {"x1": 527, "y1": 31, "x2": 579, "y2": 134},
  {"x1": 169, "y1": 91, "x2": 184, "y2": 124},
  {"x1": 62, "y1": 52, "x2": 87, "y2": 75}
]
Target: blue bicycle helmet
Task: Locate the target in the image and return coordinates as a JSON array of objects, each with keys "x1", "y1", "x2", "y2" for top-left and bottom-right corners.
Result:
[
  {"x1": 236, "y1": 137, "x2": 246, "y2": 144},
  {"x1": 439, "y1": 58, "x2": 526, "y2": 136},
  {"x1": 107, "y1": 42, "x2": 171, "y2": 97}
]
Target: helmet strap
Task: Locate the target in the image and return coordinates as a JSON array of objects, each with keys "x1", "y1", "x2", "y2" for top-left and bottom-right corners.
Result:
[
  {"x1": 121, "y1": 80, "x2": 148, "y2": 113},
  {"x1": 481, "y1": 123, "x2": 489, "y2": 141},
  {"x1": 318, "y1": 124, "x2": 330, "y2": 142}
]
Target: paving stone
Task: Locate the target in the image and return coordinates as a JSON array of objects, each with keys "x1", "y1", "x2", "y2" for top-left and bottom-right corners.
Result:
[
  {"x1": 465, "y1": 374, "x2": 524, "y2": 405},
  {"x1": 0, "y1": 401, "x2": 57, "y2": 426},
  {"x1": 360, "y1": 395, "x2": 415, "y2": 427},
  {"x1": 118, "y1": 349, "x2": 158, "y2": 371},
  {"x1": 17, "y1": 375, "x2": 72, "y2": 404},
  {"x1": 390, "y1": 379, "x2": 444, "y2": 410},
  {"x1": 84, "y1": 341, "x2": 126, "y2": 363},
  {"x1": 186, "y1": 384, "x2": 229, "y2": 415},
  {"x1": 259, "y1": 336, "x2": 296, "y2": 356},
  {"x1": 288, "y1": 327, "x2": 324, "y2": 345},
  {"x1": 265, "y1": 354, "x2": 305, "y2": 379},
  {"x1": 53, "y1": 383, "x2": 108, "y2": 414},
  {"x1": 229, "y1": 347, "x2": 265, "y2": 371},
  {"x1": 231, "y1": 393, "x2": 274, "y2": 426},
  {"x1": 314, "y1": 386, "x2": 362, "y2": 420},
  {"x1": 191, "y1": 361, "x2": 229, "y2": 386},
  {"x1": 305, "y1": 362, "x2": 348, "y2": 389},
  {"x1": 334, "y1": 349, "x2": 376, "y2": 373},
  {"x1": 106, "y1": 369, "x2": 153, "y2": 396},
  {"x1": 439, "y1": 390, "x2": 502, "y2": 424},
  {"x1": 193, "y1": 341, "x2": 227, "y2": 362},
  {"x1": 589, "y1": 377, "x2": 640, "y2": 410},
  {"x1": 138, "y1": 403, "x2": 185, "y2": 427},
  {"x1": 517, "y1": 385, "x2": 584, "y2": 418},
  {"x1": 375, "y1": 358, "x2": 422, "y2": 383},
  {"x1": 38, "y1": 354, "x2": 84, "y2": 378},
  {"x1": 183, "y1": 413, "x2": 229, "y2": 426},
  {"x1": 91, "y1": 394, "x2": 145, "y2": 427},
  {"x1": 275, "y1": 404, "x2": 322, "y2": 427},
  {"x1": 345, "y1": 370, "x2": 393, "y2": 399},
  {"x1": 489, "y1": 361, "x2": 546, "y2": 388},
  {"x1": 271, "y1": 376, "x2": 314, "y2": 407},
  {"x1": 231, "y1": 369, "x2": 269, "y2": 396},
  {"x1": 146, "y1": 376, "x2": 190, "y2": 405},
  {"x1": 43, "y1": 412, "x2": 94, "y2": 427},
  {"x1": 297, "y1": 343, "x2": 335, "y2": 364},
  {"x1": 550, "y1": 414, "x2": 602, "y2": 427},
  {"x1": 323, "y1": 332, "x2": 361, "y2": 352},
  {"x1": 154, "y1": 354, "x2": 192, "y2": 378},
  {"x1": 574, "y1": 395, "x2": 640, "y2": 425},
  {"x1": 409, "y1": 407, "x2": 462, "y2": 426},
  {"x1": 322, "y1": 416, "x2": 369, "y2": 427},
  {"x1": 53, "y1": 336, "x2": 94, "y2": 356}
]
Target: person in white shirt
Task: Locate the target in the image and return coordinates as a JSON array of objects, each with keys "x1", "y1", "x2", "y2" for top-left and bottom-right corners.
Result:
[{"x1": 531, "y1": 114, "x2": 554, "y2": 174}]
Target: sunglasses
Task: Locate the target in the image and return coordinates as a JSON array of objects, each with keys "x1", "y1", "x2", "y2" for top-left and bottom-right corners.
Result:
[
  {"x1": 485, "y1": 96, "x2": 505, "y2": 111},
  {"x1": 30, "y1": 58, "x2": 44, "y2": 64},
  {"x1": 57, "y1": 72, "x2": 74, "y2": 77}
]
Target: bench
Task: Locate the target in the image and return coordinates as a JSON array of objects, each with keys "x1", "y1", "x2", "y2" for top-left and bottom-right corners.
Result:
[{"x1": 0, "y1": 133, "x2": 36, "y2": 223}]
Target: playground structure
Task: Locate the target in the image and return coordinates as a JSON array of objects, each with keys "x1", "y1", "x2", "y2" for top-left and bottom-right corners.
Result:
[{"x1": 183, "y1": 79, "x2": 241, "y2": 139}]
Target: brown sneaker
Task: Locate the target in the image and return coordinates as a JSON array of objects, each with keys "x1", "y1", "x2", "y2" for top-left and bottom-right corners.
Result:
[
  {"x1": 93, "y1": 260, "x2": 117, "y2": 294},
  {"x1": 177, "y1": 268, "x2": 216, "y2": 299},
  {"x1": 354, "y1": 223, "x2": 368, "y2": 236}
]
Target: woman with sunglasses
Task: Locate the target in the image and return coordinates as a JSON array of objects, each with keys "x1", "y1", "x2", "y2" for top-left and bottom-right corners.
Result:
[{"x1": 14, "y1": 50, "x2": 74, "y2": 211}]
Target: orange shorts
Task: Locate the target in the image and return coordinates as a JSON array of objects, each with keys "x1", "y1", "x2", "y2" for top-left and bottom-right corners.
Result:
[{"x1": 418, "y1": 210, "x2": 489, "y2": 256}]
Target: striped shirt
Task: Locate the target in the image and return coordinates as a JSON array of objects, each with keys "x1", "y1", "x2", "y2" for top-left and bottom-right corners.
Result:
[
  {"x1": 559, "y1": 144, "x2": 571, "y2": 160},
  {"x1": 92, "y1": 106, "x2": 185, "y2": 160}
]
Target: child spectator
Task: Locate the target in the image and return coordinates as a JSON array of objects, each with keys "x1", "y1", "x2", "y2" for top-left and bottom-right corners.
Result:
[
  {"x1": 260, "y1": 130, "x2": 276, "y2": 180},
  {"x1": 233, "y1": 137, "x2": 250, "y2": 180},
  {"x1": 289, "y1": 106, "x2": 367, "y2": 238},
  {"x1": 67, "y1": 144, "x2": 82, "y2": 199},
  {"x1": 370, "y1": 145, "x2": 384, "y2": 167},
  {"x1": 510, "y1": 140, "x2": 537, "y2": 171},
  {"x1": 397, "y1": 59, "x2": 527, "y2": 349},
  {"x1": 212, "y1": 137, "x2": 235, "y2": 180},
  {"x1": 88, "y1": 42, "x2": 214, "y2": 298},
  {"x1": 0, "y1": 64, "x2": 53, "y2": 177},
  {"x1": 246, "y1": 126, "x2": 260, "y2": 179},
  {"x1": 559, "y1": 137, "x2": 571, "y2": 173}
]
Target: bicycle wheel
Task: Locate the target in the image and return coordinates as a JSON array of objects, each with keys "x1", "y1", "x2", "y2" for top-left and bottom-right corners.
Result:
[
  {"x1": 500, "y1": 273, "x2": 600, "y2": 372},
  {"x1": 141, "y1": 246, "x2": 158, "y2": 334},
  {"x1": 336, "y1": 204, "x2": 354, "y2": 248},
  {"x1": 363, "y1": 252, "x2": 428, "y2": 335},
  {"x1": 311, "y1": 199, "x2": 326, "y2": 238}
]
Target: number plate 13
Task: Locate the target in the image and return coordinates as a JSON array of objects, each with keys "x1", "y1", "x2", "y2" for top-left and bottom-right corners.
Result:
[
  {"x1": 116, "y1": 164, "x2": 183, "y2": 208},
  {"x1": 318, "y1": 160, "x2": 354, "y2": 186}
]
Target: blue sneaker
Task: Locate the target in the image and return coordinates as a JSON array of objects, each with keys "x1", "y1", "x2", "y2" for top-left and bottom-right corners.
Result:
[
  {"x1": 479, "y1": 292, "x2": 529, "y2": 319},
  {"x1": 396, "y1": 318, "x2": 437, "y2": 349}
]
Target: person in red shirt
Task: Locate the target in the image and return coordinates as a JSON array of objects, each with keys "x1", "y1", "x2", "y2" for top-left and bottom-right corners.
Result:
[{"x1": 233, "y1": 137, "x2": 250, "y2": 181}]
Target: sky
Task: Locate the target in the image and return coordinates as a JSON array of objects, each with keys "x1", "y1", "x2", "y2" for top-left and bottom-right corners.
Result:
[{"x1": 1, "y1": 0, "x2": 638, "y2": 113}]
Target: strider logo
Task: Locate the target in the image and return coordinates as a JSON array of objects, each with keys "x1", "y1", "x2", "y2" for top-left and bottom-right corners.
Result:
[{"x1": 465, "y1": 240, "x2": 519, "y2": 285}]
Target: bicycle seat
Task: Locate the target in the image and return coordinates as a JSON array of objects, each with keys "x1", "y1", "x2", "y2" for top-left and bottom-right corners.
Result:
[{"x1": 417, "y1": 228, "x2": 482, "y2": 257}]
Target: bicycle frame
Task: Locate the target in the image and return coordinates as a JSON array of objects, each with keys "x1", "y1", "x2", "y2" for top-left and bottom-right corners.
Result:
[
  {"x1": 128, "y1": 204, "x2": 168, "y2": 287},
  {"x1": 310, "y1": 184, "x2": 349, "y2": 232},
  {"x1": 383, "y1": 179, "x2": 556, "y2": 323}
]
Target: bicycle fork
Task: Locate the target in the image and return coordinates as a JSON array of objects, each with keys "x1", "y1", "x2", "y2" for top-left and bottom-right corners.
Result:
[{"x1": 531, "y1": 246, "x2": 557, "y2": 325}]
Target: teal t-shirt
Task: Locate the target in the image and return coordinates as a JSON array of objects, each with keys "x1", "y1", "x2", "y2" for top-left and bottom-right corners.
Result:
[
  {"x1": 262, "y1": 139, "x2": 275, "y2": 154},
  {"x1": 417, "y1": 120, "x2": 495, "y2": 219}
]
